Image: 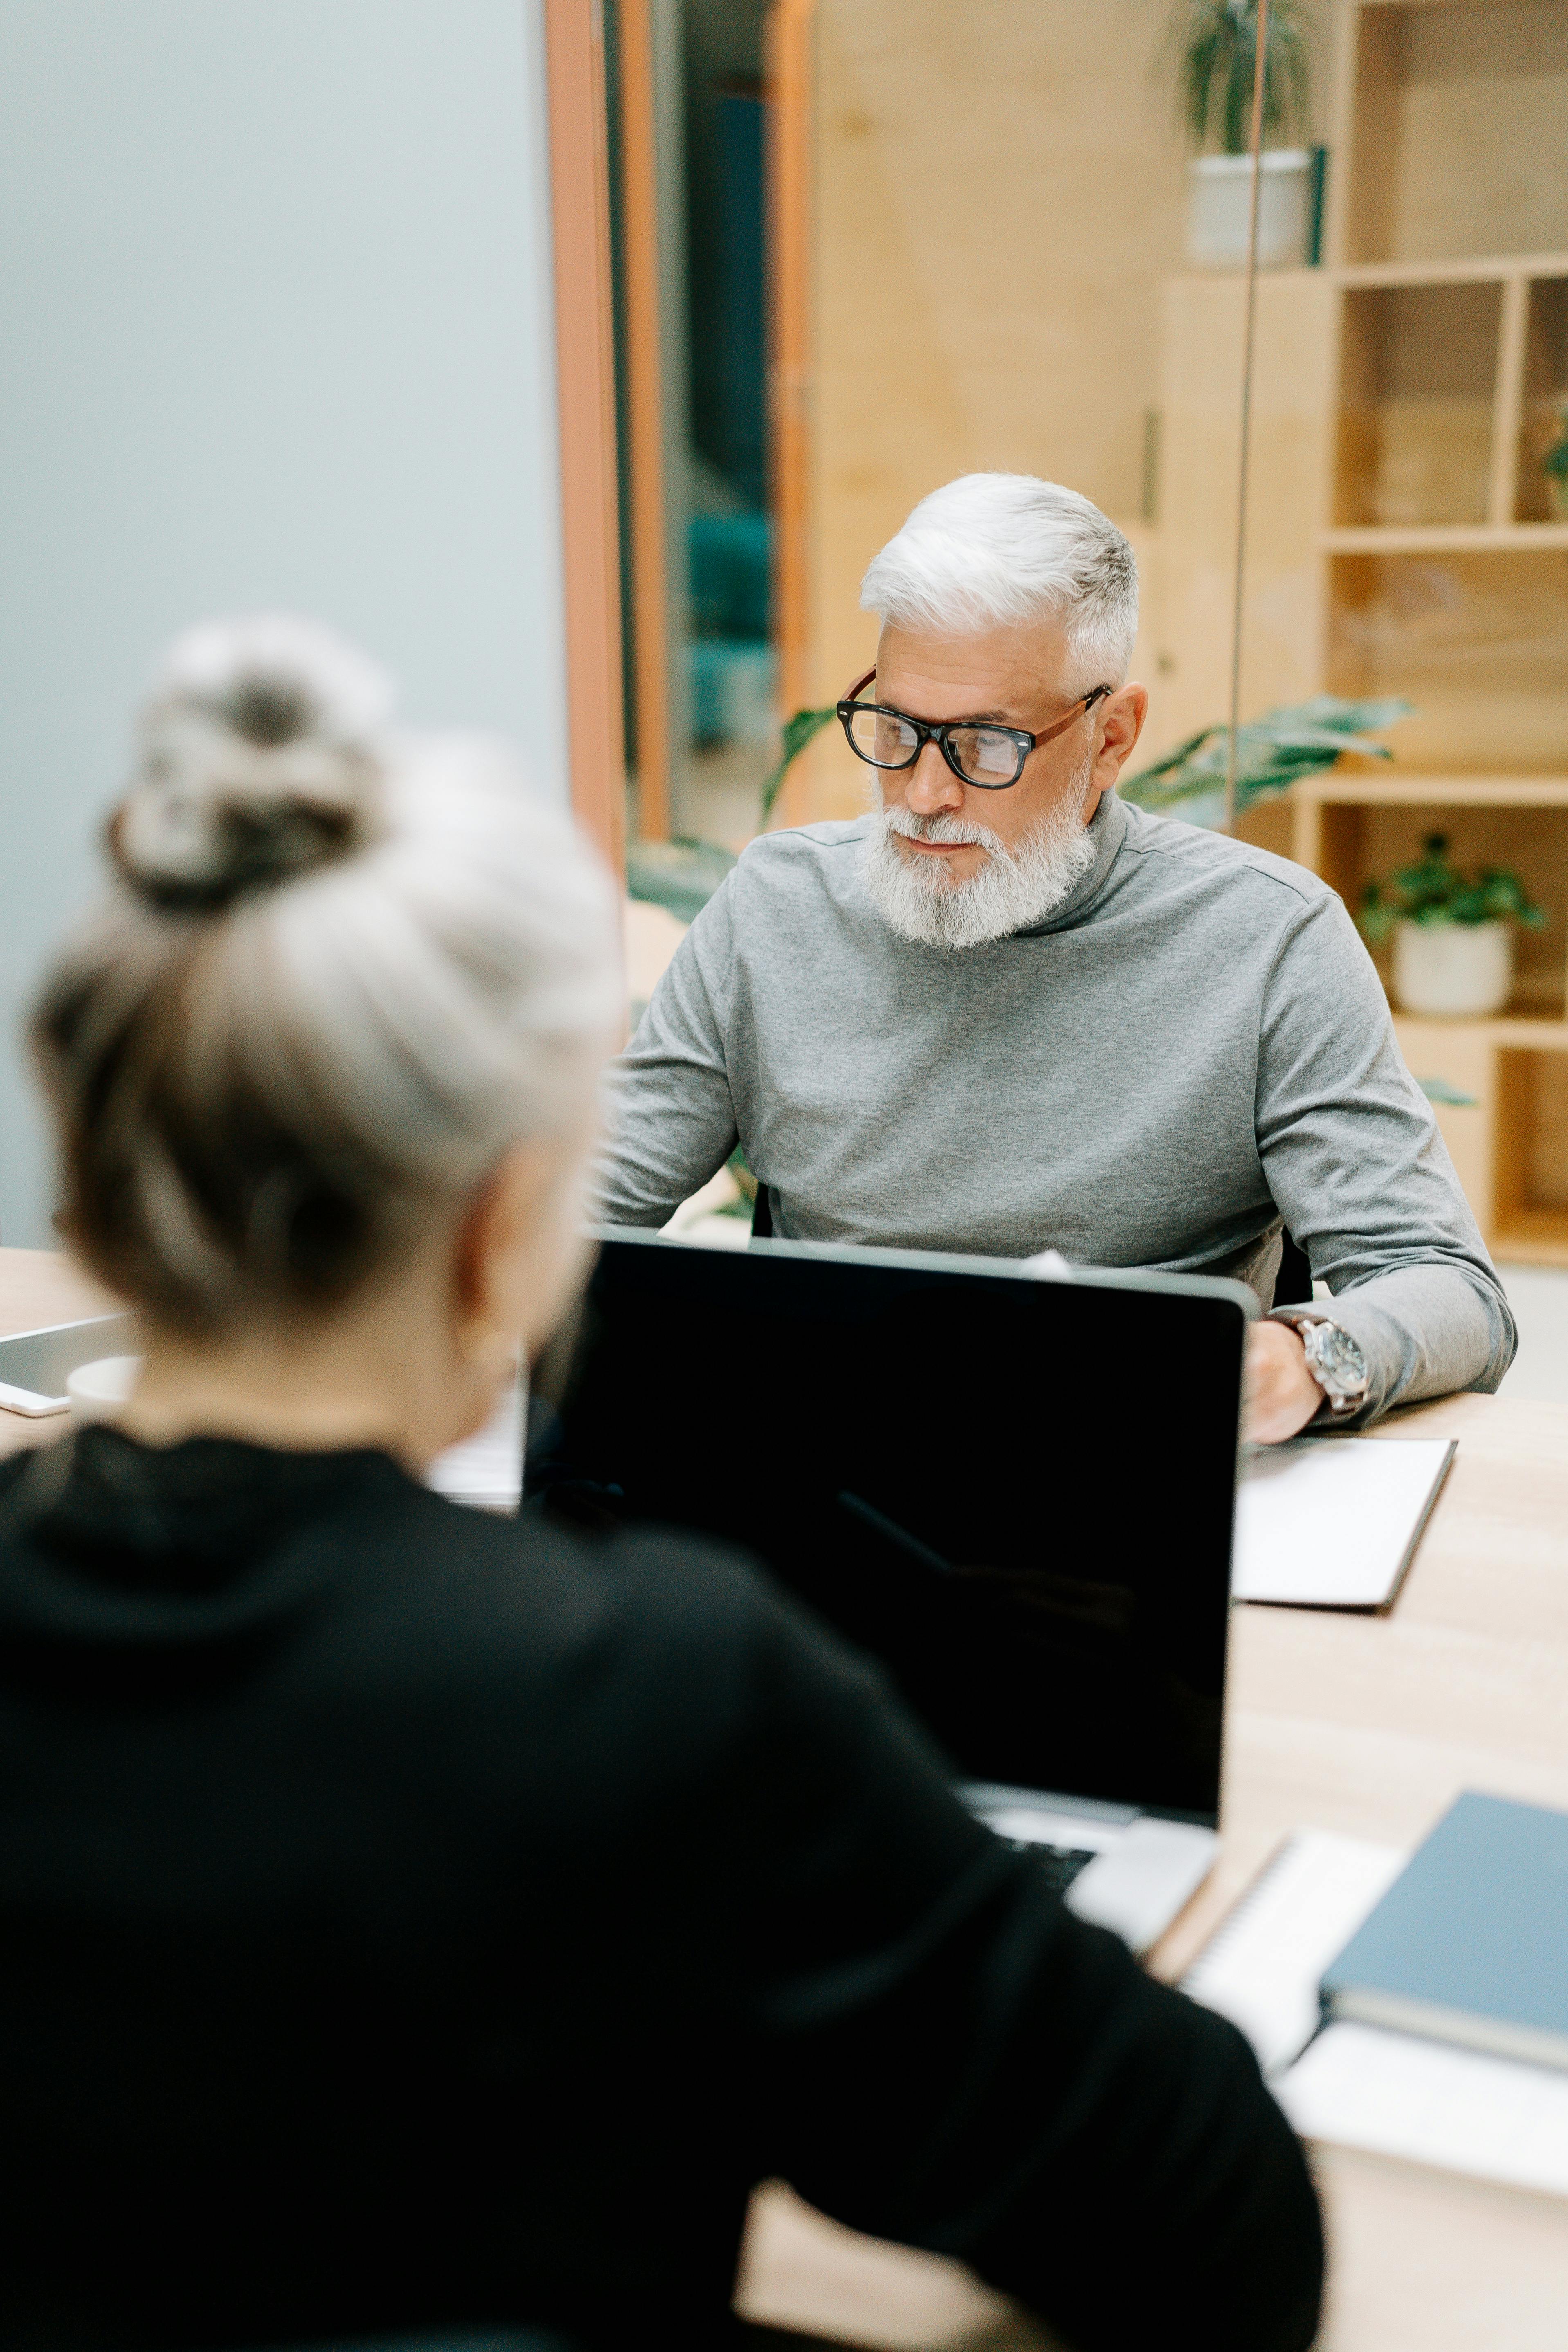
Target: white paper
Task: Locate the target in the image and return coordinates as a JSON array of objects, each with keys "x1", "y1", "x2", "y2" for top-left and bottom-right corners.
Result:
[
  {"x1": 1279, "y1": 2020, "x2": 1568, "y2": 2200},
  {"x1": 425, "y1": 1375, "x2": 525, "y2": 1514},
  {"x1": 1182, "y1": 1830, "x2": 1407, "y2": 2076},
  {"x1": 1232, "y1": 1437, "x2": 1455, "y2": 1608}
]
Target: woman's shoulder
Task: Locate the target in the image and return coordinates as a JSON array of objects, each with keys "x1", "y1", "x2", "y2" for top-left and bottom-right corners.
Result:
[
  {"x1": 326, "y1": 1489, "x2": 908, "y2": 1847},
  {"x1": 392, "y1": 1490, "x2": 842, "y2": 1716},
  {"x1": 334, "y1": 1478, "x2": 821, "y2": 1723}
]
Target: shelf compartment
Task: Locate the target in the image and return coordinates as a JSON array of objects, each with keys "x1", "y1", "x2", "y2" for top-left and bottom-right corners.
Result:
[
  {"x1": 1336, "y1": 282, "x2": 1500, "y2": 527},
  {"x1": 1344, "y1": 2, "x2": 1568, "y2": 266},
  {"x1": 1312, "y1": 801, "x2": 1568, "y2": 1023},
  {"x1": 1515, "y1": 277, "x2": 1568, "y2": 522},
  {"x1": 1497, "y1": 1043, "x2": 1568, "y2": 1258},
  {"x1": 1487, "y1": 1213, "x2": 1568, "y2": 1266},
  {"x1": 1328, "y1": 550, "x2": 1568, "y2": 771}
]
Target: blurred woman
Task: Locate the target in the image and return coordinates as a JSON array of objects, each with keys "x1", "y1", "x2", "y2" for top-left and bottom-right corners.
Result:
[{"x1": 0, "y1": 618, "x2": 1321, "y2": 2352}]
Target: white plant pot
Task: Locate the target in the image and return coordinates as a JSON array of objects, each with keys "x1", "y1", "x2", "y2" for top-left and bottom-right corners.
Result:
[
  {"x1": 1392, "y1": 919, "x2": 1513, "y2": 1017},
  {"x1": 1185, "y1": 149, "x2": 1314, "y2": 269}
]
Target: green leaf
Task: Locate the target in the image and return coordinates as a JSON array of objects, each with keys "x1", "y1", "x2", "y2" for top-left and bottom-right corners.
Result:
[
  {"x1": 1122, "y1": 695, "x2": 1413, "y2": 822},
  {"x1": 1358, "y1": 834, "x2": 1545, "y2": 931},
  {"x1": 1417, "y1": 1076, "x2": 1479, "y2": 1107},
  {"x1": 761, "y1": 706, "x2": 839, "y2": 820},
  {"x1": 1357, "y1": 885, "x2": 1395, "y2": 946},
  {"x1": 1167, "y1": 0, "x2": 1315, "y2": 153},
  {"x1": 625, "y1": 836, "x2": 737, "y2": 923}
]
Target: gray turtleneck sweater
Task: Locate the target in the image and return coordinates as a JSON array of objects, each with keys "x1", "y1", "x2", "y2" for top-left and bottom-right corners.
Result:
[{"x1": 590, "y1": 792, "x2": 1514, "y2": 1425}]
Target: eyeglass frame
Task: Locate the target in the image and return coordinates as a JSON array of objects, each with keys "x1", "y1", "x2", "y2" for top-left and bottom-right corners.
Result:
[{"x1": 835, "y1": 666, "x2": 1114, "y2": 791}]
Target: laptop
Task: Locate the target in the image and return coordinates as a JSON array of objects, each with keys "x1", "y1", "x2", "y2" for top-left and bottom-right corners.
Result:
[
  {"x1": 526, "y1": 1231, "x2": 1255, "y2": 1954},
  {"x1": 0, "y1": 1315, "x2": 139, "y2": 1417}
]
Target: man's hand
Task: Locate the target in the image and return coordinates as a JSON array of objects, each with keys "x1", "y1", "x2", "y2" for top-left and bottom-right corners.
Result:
[{"x1": 1244, "y1": 1320, "x2": 1326, "y2": 1444}]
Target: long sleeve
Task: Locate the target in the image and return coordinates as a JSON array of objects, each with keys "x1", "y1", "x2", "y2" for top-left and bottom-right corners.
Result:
[
  {"x1": 587, "y1": 881, "x2": 742, "y2": 1229},
  {"x1": 1254, "y1": 892, "x2": 1515, "y2": 1423},
  {"x1": 678, "y1": 1568, "x2": 1325, "y2": 2352}
]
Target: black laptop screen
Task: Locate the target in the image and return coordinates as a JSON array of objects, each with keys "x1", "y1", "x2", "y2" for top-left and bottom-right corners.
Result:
[{"x1": 526, "y1": 1236, "x2": 1245, "y2": 1826}]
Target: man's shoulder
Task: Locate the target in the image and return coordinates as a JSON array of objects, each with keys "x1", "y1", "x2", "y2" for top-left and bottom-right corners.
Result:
[
  {"x1": 1118, "y1": 797, "x2": 1334, "y2": 913},
  {"x1": 731, "y1": 816, "x2": 873, "y2": 901}
]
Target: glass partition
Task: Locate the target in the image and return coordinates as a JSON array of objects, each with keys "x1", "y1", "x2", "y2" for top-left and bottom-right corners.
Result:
[{"x1": 606, "y1": 0, "x2": 1568, "y2": 1264}]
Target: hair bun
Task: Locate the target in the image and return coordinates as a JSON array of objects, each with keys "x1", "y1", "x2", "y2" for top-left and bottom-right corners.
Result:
[{"x1": 109, "y1": 614, "x2": 396, "y2": 912}]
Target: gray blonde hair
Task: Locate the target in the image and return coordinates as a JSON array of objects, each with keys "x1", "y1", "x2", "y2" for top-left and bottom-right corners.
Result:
[
  {"x1": 860, "y1": 473, "x2": 1139, "y2": 687},
  {"x1": 32, "y1": 615, "x2": 621, "y2": 1334}
]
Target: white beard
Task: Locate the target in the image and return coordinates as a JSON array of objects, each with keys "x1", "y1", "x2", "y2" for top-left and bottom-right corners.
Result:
[{"x1": 862, "y1": 759, "x2": 1099, "y2": 950}]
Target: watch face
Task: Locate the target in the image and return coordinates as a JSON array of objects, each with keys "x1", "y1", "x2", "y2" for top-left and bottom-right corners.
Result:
[{"x1": 1309, "y1": 1322, "x2": 1367, "y2": 1390}]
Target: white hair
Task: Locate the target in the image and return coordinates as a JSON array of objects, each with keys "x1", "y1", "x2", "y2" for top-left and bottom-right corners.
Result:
[
  {"x1": 860, "y1": 473, "x2": 1139, "y2": 687},
  {"x1": 33, "y1": 614, "x2": 621, "y2": 1332}
]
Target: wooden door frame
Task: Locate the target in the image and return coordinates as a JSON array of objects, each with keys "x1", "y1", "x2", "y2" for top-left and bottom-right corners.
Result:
[
  {"x1": 766, "y1": 0, "x2": 815, "y2": 828},
  {"x1": 616, "y1": 0, "x2": 674, "y2": 843},
  {"x1": 544, "y1": 0, "x2": 627, "y2": 877},
  {"x1": 547, "y1": 0, "x2": 815, "y2": 860}
]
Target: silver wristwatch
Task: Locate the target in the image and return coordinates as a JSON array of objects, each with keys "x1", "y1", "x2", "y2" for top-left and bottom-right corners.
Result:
[{"x1": 1296, "y1": 1317, "x2": 1370, "y2": 1417}]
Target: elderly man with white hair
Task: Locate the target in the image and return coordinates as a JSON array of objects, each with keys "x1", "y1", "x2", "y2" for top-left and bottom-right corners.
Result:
[{"x1": 591, "y1": 473, "x2": 1514, "y2": 1440}]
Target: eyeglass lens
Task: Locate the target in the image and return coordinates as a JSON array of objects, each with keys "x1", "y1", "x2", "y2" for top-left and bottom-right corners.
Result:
[
  {"x1": 847, "y1": 706, "x2": 914, "y2": 767},
  {"x1": 847, "y1": 705, "x2": 1023, "y2": 785},
  {"x1": 948, "y1": 726, "x2": 1023, "y2": 784}
]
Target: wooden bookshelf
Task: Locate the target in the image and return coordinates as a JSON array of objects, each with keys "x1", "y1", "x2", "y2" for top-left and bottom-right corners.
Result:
[
  {"x1": 1158, "y1": 2, "x2": 1568, "y2": 1262},
  {"x1": 1317, "y1": 4, "x2": 1568, "y2": 1261}
]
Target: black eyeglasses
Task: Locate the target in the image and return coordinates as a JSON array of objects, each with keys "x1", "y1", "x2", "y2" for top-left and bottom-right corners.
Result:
[{"x1": 835, "y1": 667, "x2": 1112, "y2": 791}]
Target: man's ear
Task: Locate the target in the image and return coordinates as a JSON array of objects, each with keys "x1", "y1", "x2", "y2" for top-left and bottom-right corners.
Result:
[{"x1": 1094, "y1": 683, "x2": 1149, "y2": 787}]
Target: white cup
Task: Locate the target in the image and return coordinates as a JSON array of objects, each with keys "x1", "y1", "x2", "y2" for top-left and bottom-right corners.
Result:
[{"x1": 66, "y1": 1354, "x2": 144, "y2": 1424}]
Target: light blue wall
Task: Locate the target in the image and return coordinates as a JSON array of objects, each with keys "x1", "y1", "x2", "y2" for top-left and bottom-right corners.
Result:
[{"x1": 0, "y1": 1, "x2": 565, "y2": 1246}]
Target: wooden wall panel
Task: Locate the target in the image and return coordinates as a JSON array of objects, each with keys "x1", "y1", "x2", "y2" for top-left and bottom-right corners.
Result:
[
  {"x1": 803, "y1": 0, "x2": 1200, "y2": 818},
  {"x1": 800, "y1": 1, "x2": 1339, "y2": 820},
  {"x1": 1155, "y1": 270, "x2": 1337, "y2": 761}
]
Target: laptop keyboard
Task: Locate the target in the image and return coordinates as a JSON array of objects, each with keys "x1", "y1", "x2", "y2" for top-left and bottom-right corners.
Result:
[{"x1": 1003, "y1": 1840, "x2": 1097, "y2": 1897}]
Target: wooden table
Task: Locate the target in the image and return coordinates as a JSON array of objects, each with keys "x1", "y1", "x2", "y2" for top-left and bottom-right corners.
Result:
[{"x1": 5, "y1": 1251, "x2": 1568, "y2": 2348}]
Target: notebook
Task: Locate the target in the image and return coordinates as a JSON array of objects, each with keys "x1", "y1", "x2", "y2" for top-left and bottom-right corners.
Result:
[
  {"x1": 1181, "y1": 1829, "x2": 1408, "y2": 2076},
  {"x1": 1320, "y1": 1790, "x2": 1568, "y2": 2071},
  {"x1": 1278, "y1": 2020, "x2": 1568, "y2": 2200},
  {"x1": 1231, "y1": 1435, "x2": 1456, "y2": 1609},
  {"x1": 1182, "y1": 1815, "x2": 1568, "y2": 2201}
]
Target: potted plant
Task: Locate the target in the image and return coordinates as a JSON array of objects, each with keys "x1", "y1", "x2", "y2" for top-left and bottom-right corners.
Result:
[
  {"x1": 1359, "y1": 833, "x2": 1544, "y2": 1018},
  {"x1": 1168, "y1": 0, "x2": 1317, "y2": 268}
]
